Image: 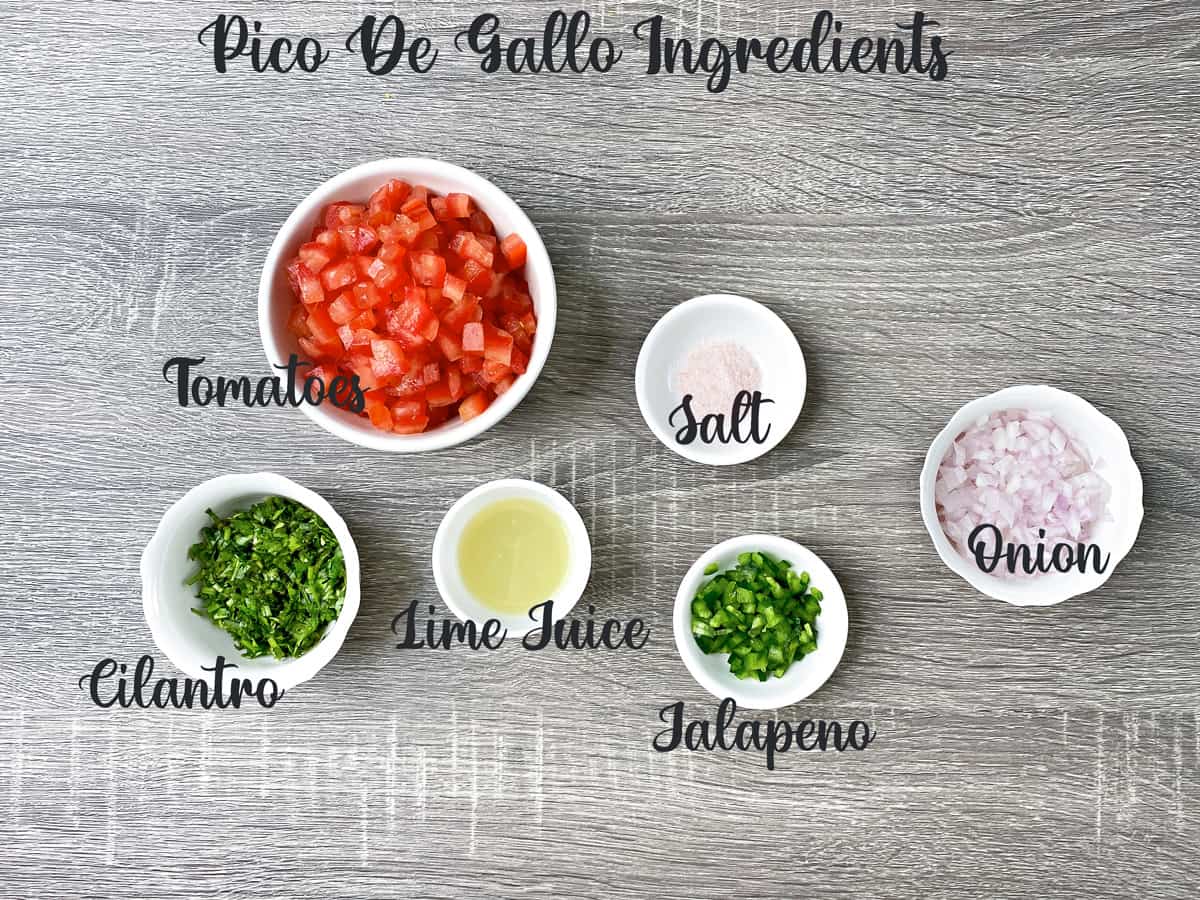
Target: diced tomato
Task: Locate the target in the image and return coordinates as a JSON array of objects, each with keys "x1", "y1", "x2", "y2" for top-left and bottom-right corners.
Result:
[
  {"x1": 328, "y1": 292, "x2": 359, "y2": 325},
  {"x1": 387, "y1": 286, "x2": 439, "y2": 341},
  {"x1": 442, "y1": 273, "x2": 466, "y2": 303},
  {"x1": 346, "y1": 354, "x2": 380, "y2": 390},
  {"x1": 337, "y1": 325, "x2": 377, "y2": 349},
  {"x1": 306, "y1": 303, "x2": 340, "y2": 346},
  {"x1": 500, "y1": 233, "x2": 527, "y2": 268},
  {"x1": 298, "y1": 336, "x2": 335, "y2": 360},
  {"x1": 284, "y1": 181, "x2": 538, "y2": 435},
  {"x1": 458, "y1": 391, "x2": 490, "y2": 421},
  {"x1": 367, "y1": 401, "x2": 392, "y2": 430},
  {"x1": 482, "y1": 323, "x2": 513, "y2": 366},
  {"x1": 390, "y1": 395, "x2": 428, "y2": 421},
  {"x1": 435, "y1": 330, "x2": 463, "y2": 362},
  {"x1": 372, "y1": 337, "x2": 405, "y2": 362},
  {"x1": 353, "y1": 281, "x2": 385, "y2": 309},
  {"x1": 450, "y1": 231, "x2": 495, "y2": 268},
  {"x1": 367, "y1": 257, "x2": 402, "y2": 290},
  {"x1": 391, "y1": 416, "x2": 429, "y2": 434},
  {"x1": 462, "y1": 322, "x2": 485, "y2": 353},
  {"x1": 287, "y1": 305, "x2": 310, "y2": 338},
  {"x1": 426, "y1": 379, "x2": 454, "y2": 407},
  {"x1": 408, "y1": 251, "x2": 446, "y2": 287},
  {"x1": 461, "y1": 259, "x2": 493, "y2": 294},
  {"x1": 313, "y1": 229, "x2": 341, "y2": 251},
  {"x1": 401, "y1": 196, "x2": 437, "y2": 232},
  {"x1": 510, "y1": 346, "x2": 529, "y2": 375},
  {"x1": 380, "y1": 215, "x2": 421, "y2": 246},
  {"x1": 445, "y1": 193, "x2": 472, "y2": 218},
  {"x1": 319, "y1": 259, "x2": 357, "y2": 293},
  {"x1": 469, "y1": 210, "x2": 494, "y2": 235},
  {"x1": 324, "y1": 202, "x2": 365, "y2": 229},
  {"x1": 378, "y1": 242, "x2": 405, "y2": 263},
  {"x1": 481, "y1": 359, "x2": 511, "y2": 383},
  {"x1": 388, "y1": 363, "x2": 430, "y2": 397},
  {"x1": 442, "y1": 297, "x2": 481, "y2": 331},
  {"x1": 290, "y1": 263, "x2": 324, "y2": 305},
  {"x1": 298, "y1": 241, "x2": 334, "y2": 274},
  {"x1": 339, "y1": 224, "x2": 379, "y2": 255},
  {"x1": 368, "y1": 179, "x2": 411, "y2": 214}
]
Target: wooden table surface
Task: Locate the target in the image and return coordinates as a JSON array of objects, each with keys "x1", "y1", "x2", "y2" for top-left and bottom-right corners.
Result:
[{"x1": 1, "y1": 1, "x2": 1197, "y2": 897}]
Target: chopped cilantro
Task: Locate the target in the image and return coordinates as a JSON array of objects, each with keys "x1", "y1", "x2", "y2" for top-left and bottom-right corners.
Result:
[{"x1": 186, "y1": 496, "x2": 346, "y2": 660}]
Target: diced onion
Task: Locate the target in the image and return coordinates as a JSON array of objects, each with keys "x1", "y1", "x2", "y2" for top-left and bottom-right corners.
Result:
[{"x1": 934, "y1": 409, "x2": 1111, "y2": 577}]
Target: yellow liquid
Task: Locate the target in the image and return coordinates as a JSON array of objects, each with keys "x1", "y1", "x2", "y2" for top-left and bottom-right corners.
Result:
[{"x1": 457, "y1": 498, "x2": 569, "y2": 615}]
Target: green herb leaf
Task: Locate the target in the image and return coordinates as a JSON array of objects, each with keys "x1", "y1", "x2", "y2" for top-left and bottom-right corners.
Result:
[{"x1": 187, "y1": 496, "x2": 346, "y2": 660}]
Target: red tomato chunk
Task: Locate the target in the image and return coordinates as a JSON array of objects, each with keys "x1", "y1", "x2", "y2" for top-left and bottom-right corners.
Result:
[{"x1": 285, "y1": 180, "x2": 537, "y2": 434}]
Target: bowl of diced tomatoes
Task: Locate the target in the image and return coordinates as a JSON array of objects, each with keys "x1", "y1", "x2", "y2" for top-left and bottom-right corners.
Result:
[{"x1": 259, "y1": 158, "x2": 555, "y2": 451}]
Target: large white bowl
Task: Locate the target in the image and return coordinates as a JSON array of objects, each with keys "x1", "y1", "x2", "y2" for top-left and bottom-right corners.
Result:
[
  {"x1": 141, "y1": 473, "x2": 361, "y2": 689},
  {"x1": 919, "y1": 385, "x2": 1144, "y2": 606},
  {"x1": 432, "y1": 479, "x2": 591, "y2": 634},
  {"x1": 259, "y1": 158, "x2": 557, "y2": 452},
  {"x1": 673, "y1": 534, "x2": 848, "y2": 709},
  {"x1": 635, "y1": 294, "x2": 805, "y2": 466}
]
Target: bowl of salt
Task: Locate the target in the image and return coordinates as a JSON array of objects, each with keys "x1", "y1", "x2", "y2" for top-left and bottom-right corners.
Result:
[{"x1": 635, "y1": 293, "x2": 806, "y2": 465}]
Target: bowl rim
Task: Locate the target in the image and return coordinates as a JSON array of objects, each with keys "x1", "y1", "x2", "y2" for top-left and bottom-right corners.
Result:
[
  {"x1": 918, "y1": 384, "x2": 1145, "y2": 606},
  {"x1": 257, "y1": 156, "x2": 557, "y2": 453},
  {"x1": 140, "y1": 472, "x2": 361, "y2": 689},
  {"x1": 431, "y1": 478, "x2": 592, "y2": 634},
  {"x1": 635, "y1": 293, "x2": 806, "y2": 466},
  {"x1": 672, "y1": 533, "x2": 848, "y2": 709}
]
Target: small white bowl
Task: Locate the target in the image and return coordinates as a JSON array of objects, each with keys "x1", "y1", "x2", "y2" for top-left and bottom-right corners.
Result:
[
  {"x1": 919, "y1": 385, "x2": 1144, "y2": 606},
  {"x1": 259, "y1": 157, "x2": 557, "y2": 452},
  {"x1": 673, "y1": 534, "x2": 849, "y2": 709},
  {"x1": 636, "y1": 294, "x2": 805, "y2": 466},
  {"x1": 141, "y1": 473, "x2": 361, "y2": 689},
  {"x1": 432, "y1": 479, "x2": 591, "y2": 634}
]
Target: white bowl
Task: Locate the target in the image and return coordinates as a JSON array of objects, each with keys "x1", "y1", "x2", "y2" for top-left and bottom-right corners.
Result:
[
  {"x1": 432, "y1": 479, "x2": 591, "y2": 634},
  {"x1": 673, "y1": 534, "x2": 848, "y2": 709},
  {"x1": 141, "y1": 473, "x2": 361, "y2": 689},
  {"x1": 919, "y1": 385, "x2": 1144, "y2": 606},
  {"x1": 258, "y1": 157, "x2": 557, "y2": 452},
  {"x1": 635, "y1": 294, "x2": 805, "y2": 466}
]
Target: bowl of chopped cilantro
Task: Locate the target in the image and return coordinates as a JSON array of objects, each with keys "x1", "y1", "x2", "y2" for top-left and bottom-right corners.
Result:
[
  {"x1": 673, "y1": 534, "x2": 848, "y2": 709},
  {"x1": 141, "y1": 472, "x2": 360, "y2": 689}
]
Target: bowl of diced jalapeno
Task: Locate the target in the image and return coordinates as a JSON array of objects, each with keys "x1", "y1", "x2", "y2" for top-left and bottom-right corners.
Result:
[{"x1": 673, "y1": 534, "x2": 849, "y2": 709}]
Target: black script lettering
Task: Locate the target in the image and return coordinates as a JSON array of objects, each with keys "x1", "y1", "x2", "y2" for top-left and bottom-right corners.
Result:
[
  {"x1": 457, "y1": 11, "x2": 620, "y2": 75},
  {"x1": 669, "y1": 391, "x2": 774, "y2": 445},
  {"x1": 347, "y1": 15, "x2": 437, "y2": 75},
  {"x1": 197, "y1": 15, "x2": 328, "y2": 74},
  {"x1": 164, "y1": 354, "x2": 363, "y2": 412},
  {"x1": 653, "y1": 701, "x2": 684, "y2": 751},
  {"x1": 652, "y1": 698, "x2": 877, "y2": 769},
  {"x1": 392, "y1": 601, "x2": 506, "y2": 650},
  {"x1": 78, "y1": 655, "x2": 282, "y2": 710},
  {"x1": 163, "y1": 356, "x2": 205, "y2": 406},
  {"x1": 848, "y1": 720, "x2": 876, "y2": 750},
  {"x1": 522, "y1": 602, "x2": 650, "y2": 650},
  {"x1": 968, "y1": 523, "x2": 1110, "y2": 576}
]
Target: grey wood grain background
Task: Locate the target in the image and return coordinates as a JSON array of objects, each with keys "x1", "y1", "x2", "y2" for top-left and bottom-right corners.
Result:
[{"x1": 0, "y1": 1, "x2": 1197, "y2": 897}]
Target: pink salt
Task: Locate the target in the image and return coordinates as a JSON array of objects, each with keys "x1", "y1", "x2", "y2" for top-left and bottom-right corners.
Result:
[{"x1": 671, "y1": 340, "x2": 761, "y2": 416}]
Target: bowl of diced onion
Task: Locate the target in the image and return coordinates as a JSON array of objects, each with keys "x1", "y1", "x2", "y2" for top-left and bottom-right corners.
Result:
[{"x1": 919, "y1": 385, "x2": 1143, "y2": 606}]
